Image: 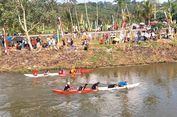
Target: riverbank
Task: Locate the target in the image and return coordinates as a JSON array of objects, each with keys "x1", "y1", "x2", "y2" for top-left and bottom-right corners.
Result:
[{"x1": 1, "y1": 39, "x2": 177, "y2": 73}]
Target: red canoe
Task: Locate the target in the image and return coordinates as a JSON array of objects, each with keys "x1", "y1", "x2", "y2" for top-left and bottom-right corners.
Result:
[
  {"x1": 78, "y1": 68, "x2": 94, "y2": 74},
  {"x1": 52, "y1": 88, "x2": 98, "y2": 95}
]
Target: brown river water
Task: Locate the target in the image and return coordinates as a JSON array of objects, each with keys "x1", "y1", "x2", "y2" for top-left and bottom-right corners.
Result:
[{"x1": 0, "y1": 63, "x2": 177, "y2": 117}]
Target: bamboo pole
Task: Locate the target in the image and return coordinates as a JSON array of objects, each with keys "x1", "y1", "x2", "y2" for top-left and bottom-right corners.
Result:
[
  {"x1": 2, "y1": 28, "x2": 9, "y2": 55},
  {"x1": 84, "y1": 0, "x2": 90, "y2": 31},
  {"x1": 96, "y1": 0, "x2": 99, "y2": 30}
]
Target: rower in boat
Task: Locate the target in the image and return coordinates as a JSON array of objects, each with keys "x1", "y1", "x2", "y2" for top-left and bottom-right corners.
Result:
[
  {"x1": 70, "y1": 66, "x2": 77, "y2": 74},
  {"x1": 108, "y1": 84, "x2": 118, "y2": 88},
  {"x1": 118, "y1": 81, "x2": 128, "y2": 87},
  {"x1": 32, "y1": 69, "x2": 38, "y2": 76},
  {"x1": 91, "y1": 82, "x2": 100, "y2": 90},
  {"x1": 63, "y1": 82, "x2": 71, "y2": 91},
  {"x1": 43, "y1": 69, "x2": 49, "y2": 75},
  {"x1": 78, "y1": 83, "x2": 88, "y2": 91},
  {"x1": 58, "y1": 69, "x2": 66, "y2": 75},
  {"x1": 70, "y1": 67, "x2": 77, "y2": 78}
]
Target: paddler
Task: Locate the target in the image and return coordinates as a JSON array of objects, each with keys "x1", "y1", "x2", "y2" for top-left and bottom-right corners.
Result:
[
  {"x1": 70, "y1": 66, "x2": 77, "y2": 78},
  {"x1": 78, "y1": 83, "x2": 88, "y2": 91},
  {"x1": 32, "y1": 69, "x2": 38, "y2": 76},
  {"x1": 63, "y1": 82, "x2": 70, "y2": 91},
  {"x1": 118, "y1": 81, "x2": 128, "y2": 87},
  {"x1": 43, "y1": 69, "x2": 49, "y2": 75},
  {"x1": 58, "y1": 69, "x2": 66, "y2": 75},
  {"x1": 91, "y1": 82, "x2": 100, "y2": 90},
  {"x1": 70, "y1": 66, "x2": 77, "y2": 74},
  {"x1": 108, "y1": 84, "x2": 118, "y2": 88}
]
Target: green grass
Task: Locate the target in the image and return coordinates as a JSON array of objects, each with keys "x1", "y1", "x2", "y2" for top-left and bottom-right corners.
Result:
[
  {"x1": 90, "y1": 56, "x2": 99, "y2": 63},
  {"x1": 169, "y1": 39, "x2": 177, "y2": 47}
]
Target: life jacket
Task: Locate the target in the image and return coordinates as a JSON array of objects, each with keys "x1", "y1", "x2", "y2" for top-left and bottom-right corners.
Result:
[
  {"x1": 70, "y1": 69, "x2": 76, "y2": 74},
  {"x1": 32, "y1": 69, "x2": 38, "y2": 76},
  {"x1": 59, "y1": 69, "x2": 64, "y2": 74}
]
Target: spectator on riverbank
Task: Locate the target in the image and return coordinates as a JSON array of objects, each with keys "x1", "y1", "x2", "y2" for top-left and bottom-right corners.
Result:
[
  {"x1": 62, "y1": 38, "x2": 66, "y2": 47},
  {"x1": 31, "y1": 38, "x2": 37, "y2": 49},
  {"x1": 82, "y1": 39, "x2": 89, "y2": 50},
  {"x1": 125, "y1": 31, "x2": 131, "y2": 42}
]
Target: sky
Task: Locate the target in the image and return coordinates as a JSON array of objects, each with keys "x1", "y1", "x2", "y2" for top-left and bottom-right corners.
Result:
[{"x1": 58, "y1": 0, "x2": 168, "y2": 3}]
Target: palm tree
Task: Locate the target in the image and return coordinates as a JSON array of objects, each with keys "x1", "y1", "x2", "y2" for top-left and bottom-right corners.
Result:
[
  {"x1": 142, "y1": 0, "x2": 155, "y2": 24},
  {"x1": 133, "y1": 4, "x2": 144, "y2": 23},
  {"x1": 163, "y1": 0, "x2": 176, "y2": 37},
  {"x1": 114, "y1": 0, "x2": 130, "y2": 16},
  {"x1": 114, "y1": 0, "x2": 131, "y2": 27}
]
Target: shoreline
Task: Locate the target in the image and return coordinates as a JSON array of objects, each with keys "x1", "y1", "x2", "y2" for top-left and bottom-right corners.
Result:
[{"x1": 1, "y1": 41, "x2": 177, "y2": 73}]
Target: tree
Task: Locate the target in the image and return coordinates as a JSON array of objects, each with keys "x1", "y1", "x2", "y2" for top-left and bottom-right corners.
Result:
[
  {"x1": 133, "y1": 4, "x2": 144, "y2": 23},
  {"x1": 0, "y1": 0, "x2": 19, "y2": 34},
  {"x1": 156, "y1": 11, "x2": 166, "y2": 22},
  {"x1": 85, "y1": 0, "x2": 91, "y2": 31},
  {"x1": 163, "y1": 0, "x2": 177, "y2": 37},
  {"x1": 96, "y1": 0, "x2": 99, "y2": 29},
  {"x1": 13, "y1": 0, "x2": 57, "y2": 50},
  {"x1": 142, "y1": 0, "x2": 155, "y2": 24},
  {"x1": 73, "y1": 0, "x2": 80, "y2": 31},
  {"x1": 114, "y1": 0, "x2": 131, "y2": 26},
  {"x1": 41, "y1": 0, "x2": 59, "y2": 33}
]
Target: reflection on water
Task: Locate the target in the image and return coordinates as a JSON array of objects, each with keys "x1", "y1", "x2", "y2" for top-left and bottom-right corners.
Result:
[{"x1": 0, "y1": 63, "x2": 177, "y2": 117}]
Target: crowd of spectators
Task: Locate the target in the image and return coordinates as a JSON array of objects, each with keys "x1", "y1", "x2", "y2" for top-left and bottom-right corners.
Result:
[{"x1": 0, "y1": 28, "x2": 176, "y2": 52}]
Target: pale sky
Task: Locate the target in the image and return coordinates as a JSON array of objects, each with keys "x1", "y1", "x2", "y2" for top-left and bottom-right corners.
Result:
[{"x1": 58, "y1": 0, "x2": 168, "y2": 3}]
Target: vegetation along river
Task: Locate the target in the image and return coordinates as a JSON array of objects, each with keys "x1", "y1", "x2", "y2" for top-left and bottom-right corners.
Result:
[{"x1": 0, "y1": 63, "x2": 177, "y2": 117}]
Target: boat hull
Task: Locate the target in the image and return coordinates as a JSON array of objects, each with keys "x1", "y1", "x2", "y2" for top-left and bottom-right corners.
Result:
[
  {"x1": 52, "y1": 88, "x2": 98, "y2": 94},
  {"x1": 52, "y1": 83, "x2": 140, "y2": 95}
]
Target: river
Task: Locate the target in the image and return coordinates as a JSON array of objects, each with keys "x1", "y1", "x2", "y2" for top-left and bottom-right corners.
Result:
[{"x1": 0, "y1": 63, "x2": 177, "y2": 117}]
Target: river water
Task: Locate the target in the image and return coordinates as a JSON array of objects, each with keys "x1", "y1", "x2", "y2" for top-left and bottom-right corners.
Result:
[{"x1": 0, "y1": 63, "x2": 177, "y2": 117}]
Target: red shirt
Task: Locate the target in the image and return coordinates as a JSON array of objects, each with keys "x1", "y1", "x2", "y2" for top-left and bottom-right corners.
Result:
[{"x1": 32, "y1": 69, "x2": 38, "y2": 76}]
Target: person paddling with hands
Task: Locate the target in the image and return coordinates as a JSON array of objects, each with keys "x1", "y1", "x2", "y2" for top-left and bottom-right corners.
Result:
[
  {"x1": 78, "y1": 83, "x2": 88, "y2": 91},
  {"x1": 108, "y1": 84, "x2": 118, "y2": 88},
  {"x1": 91, "y1": 82, "x2": 100, "y2": 90},
  {"x1": 118, "y1": 81, "x2": 128, "y2": 87},
  {"x1": 32, "y1": 69, "x2": 38, "y2": 76},
  {"x1": 43, "y1": 69, "x2": 49, "y2": 75},
  {"x1": 63, "y1": 82, "x2": 71, "y2": 91}
]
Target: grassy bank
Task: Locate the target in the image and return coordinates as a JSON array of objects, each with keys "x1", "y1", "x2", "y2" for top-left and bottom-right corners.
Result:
[{"x1": 1, "y1": 39, "x2": 177, "y2": 73}]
